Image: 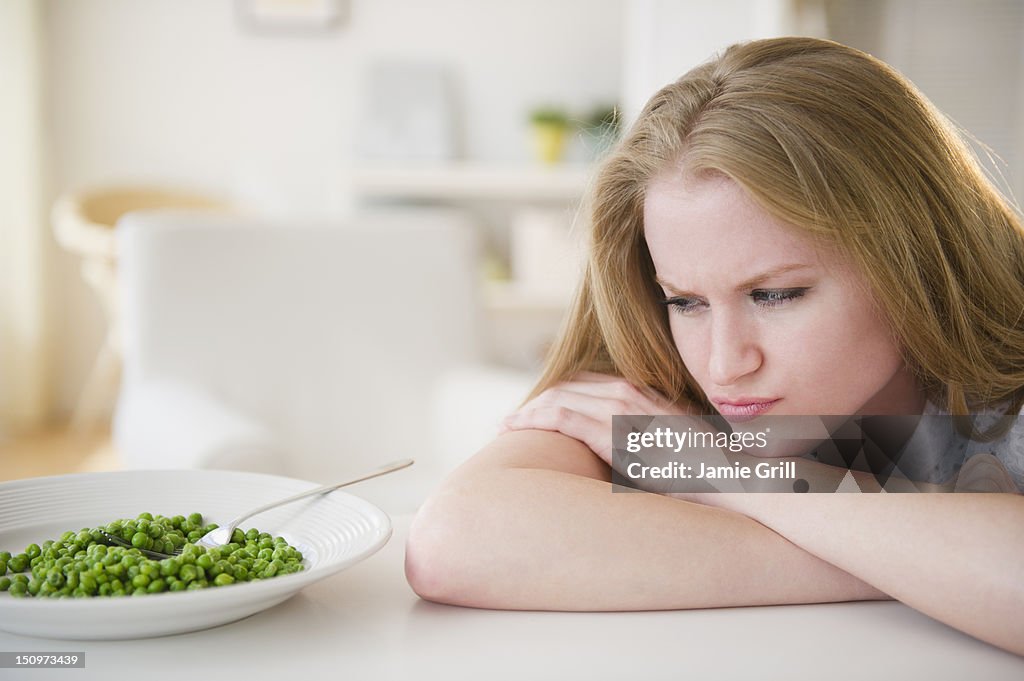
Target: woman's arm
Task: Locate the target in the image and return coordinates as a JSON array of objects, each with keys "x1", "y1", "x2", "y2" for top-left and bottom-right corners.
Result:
[
  {"x1": 406, "y1": 428, "x2": 888, "y2": 610},
  {"x1": 698, "y1": 492, "x2": 1024, "y2": 656}
]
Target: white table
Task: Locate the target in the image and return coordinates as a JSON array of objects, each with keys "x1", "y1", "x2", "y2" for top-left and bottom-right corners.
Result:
[{"x1": 1, "y1": 513, "x2": 1022, "y2": 680}]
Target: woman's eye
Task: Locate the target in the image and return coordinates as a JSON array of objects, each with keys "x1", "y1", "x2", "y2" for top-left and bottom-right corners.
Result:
[
  {"x1": 663, "y1": 297, "x2": 707, "y2": 315},
  {"x1": 750, "y1": 287, "x2": 809, "y2": 307}
]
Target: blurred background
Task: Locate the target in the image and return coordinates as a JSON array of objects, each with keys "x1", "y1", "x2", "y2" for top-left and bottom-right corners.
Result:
[{"x1": 1, "y1": 0, "x2": 1022, "y2": 496}]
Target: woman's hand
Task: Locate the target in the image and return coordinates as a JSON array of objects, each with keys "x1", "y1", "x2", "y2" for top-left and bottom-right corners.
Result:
[{"x1": 498, "y1": 372, "x2": 694, "y2": 466}]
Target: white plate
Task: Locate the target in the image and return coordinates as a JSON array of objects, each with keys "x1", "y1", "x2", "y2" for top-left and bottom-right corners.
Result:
[{"x1": 0, "y1": 469, "x2": 392, "y2": 640}]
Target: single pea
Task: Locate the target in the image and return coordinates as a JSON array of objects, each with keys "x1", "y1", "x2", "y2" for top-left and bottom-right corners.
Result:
[
  {"x1": 8, "y1": 581, "x2": 27, "y2": 597},
  {"x1": 187, "y1": 513, "x2": 202, "y2": 526},
  {"x1": 0, "y1": 559, "x2": 7, "y2": 576},
  {"x1": 0, "y1": 576, "x2": 11, "y2": 591},
  {"x1": 147, "y1": 578, "x2": 166, "y2": 593},
  {"x1": 179, "y1": 564, "x2": 198, "y2": 582},
  {"x1": 138, "y1": 512, "x2": 153, "y2": 521},
  {"x1": 196, "y1": 554, "x2": 214, "y2": 570},
  {"x1": 131, "y1": 532, "x2": 150, "y2": 549},
  {"x1": 213, "y1": 573, "x2": 234, "y2": 586},
  {"x1": 0, "y1": 551, "x2": 10, "y2": 562},
  {"x1": 8, "y1": 554, "x2": 28, "y2": 573}
]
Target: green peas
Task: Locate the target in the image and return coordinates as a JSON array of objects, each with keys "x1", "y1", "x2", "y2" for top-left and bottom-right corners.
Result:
[
  {"x1": 80, "y1": 573, "x2": 97, "y2": 593},
  {"x1": 1, "y1": 512, "x2": 304, "y2": 599}
]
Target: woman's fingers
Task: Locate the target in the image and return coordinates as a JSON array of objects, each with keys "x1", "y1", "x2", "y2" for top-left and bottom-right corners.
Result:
[
  {"x1": 499, "y1": 374, "x2": 694, "y2": 464},
  {"x1": 538, "y1": 377, "x2": 670, "y2": 414},
  {"x1": 501, "y1": 405, "x2": 611, "y2": 462}
]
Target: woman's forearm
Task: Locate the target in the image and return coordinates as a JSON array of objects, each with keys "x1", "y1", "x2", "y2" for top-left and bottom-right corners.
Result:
[
  {"x1": 406, "y1": 429, "x2": 887, "y2": 610},
  {"x1": 703, "y1": 492, "x2": 1024, "y2": 656}
]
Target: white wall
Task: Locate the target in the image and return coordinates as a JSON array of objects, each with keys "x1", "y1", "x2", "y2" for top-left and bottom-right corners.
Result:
[
  {"x1": 44, "y1": 0, "x2": 625, "y2": 415},
  {"x1": 621, "y1": 0, "x2": 796, "y2": 123},
  {"x1": 0, "y1": 0, "x2": 50, "y2": 432}
]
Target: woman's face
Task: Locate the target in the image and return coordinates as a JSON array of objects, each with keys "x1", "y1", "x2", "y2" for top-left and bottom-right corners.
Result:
[{"x1": 643, "y1": 171, "x2": 925, "y2": 420}]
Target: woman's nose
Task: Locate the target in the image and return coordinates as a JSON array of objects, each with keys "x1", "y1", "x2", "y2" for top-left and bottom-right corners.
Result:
[{"x1": 707, "y1": 310, "x2": 762, "y2": 386}]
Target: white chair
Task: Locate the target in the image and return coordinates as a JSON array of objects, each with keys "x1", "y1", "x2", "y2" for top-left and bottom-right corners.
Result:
[
  {"x1": 113, "y1": 209, "x2": 488, "y2": 513},
  {"x1": 51, "y1": 186, "x2": 230, "y2": 432}
]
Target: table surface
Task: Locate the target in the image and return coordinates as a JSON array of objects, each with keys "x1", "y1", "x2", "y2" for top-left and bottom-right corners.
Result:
[{"x1": 1, "y1": 513, "x2": 1022, "y2": 681}]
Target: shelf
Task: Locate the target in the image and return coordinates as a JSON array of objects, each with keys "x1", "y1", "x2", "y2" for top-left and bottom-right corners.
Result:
[{"x1": 351, "y1": 162, "x2": 594, "y2": 202}]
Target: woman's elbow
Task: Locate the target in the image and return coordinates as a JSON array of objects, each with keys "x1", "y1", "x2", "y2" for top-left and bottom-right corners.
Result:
[{"x1": 404, "y1": 496, "x2": 483, "y2": 606}]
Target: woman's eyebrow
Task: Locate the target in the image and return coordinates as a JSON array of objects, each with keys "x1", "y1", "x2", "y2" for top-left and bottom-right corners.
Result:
[{"x1": 657, "y1": 263, "x2": 815, "y2": 296}]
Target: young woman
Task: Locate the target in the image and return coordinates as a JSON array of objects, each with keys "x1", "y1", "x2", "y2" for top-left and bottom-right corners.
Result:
[{"x1": 405, "y1": 37, "x2": 1024, "y2": 656}]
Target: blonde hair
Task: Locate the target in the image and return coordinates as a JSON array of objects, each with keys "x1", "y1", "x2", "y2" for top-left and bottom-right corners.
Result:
[{"x1": 532, "y1": 36, "x2": 1024, "y2": 417}]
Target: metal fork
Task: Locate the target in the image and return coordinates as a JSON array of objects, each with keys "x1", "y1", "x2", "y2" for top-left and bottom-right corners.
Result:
[{"x1": 99, "y1": 459, "x2": 414, "y2": 560}]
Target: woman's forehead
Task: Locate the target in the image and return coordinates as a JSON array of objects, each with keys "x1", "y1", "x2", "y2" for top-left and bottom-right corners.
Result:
[{"x1": 642, "y1": 174, "x2": 850, "y2": 286}]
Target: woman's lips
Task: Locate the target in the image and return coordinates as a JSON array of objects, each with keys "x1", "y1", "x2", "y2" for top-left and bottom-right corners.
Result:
[{"x1": 713, "y1": 398, "x2": 780, "y2": 421}]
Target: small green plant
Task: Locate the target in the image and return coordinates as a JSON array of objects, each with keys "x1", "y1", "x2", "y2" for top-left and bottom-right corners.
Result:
[{"x1": 529, "y1": 107, "x2": 571, "y2": 128}]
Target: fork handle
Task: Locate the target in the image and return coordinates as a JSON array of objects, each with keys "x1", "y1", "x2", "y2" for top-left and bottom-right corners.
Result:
[{"x1": 223, "y1": 459, "x2": 414, "y2": 536}]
